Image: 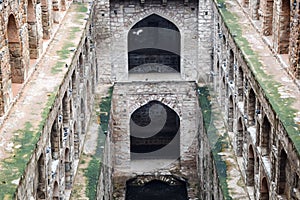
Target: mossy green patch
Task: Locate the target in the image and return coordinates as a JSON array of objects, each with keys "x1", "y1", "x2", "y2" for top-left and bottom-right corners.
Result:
[
  {"x1": 85, "y1": 87, "x2": 113, "y2": 199},
  {"x1": 0, "y1": 122, "x2": 39, "y2": 199},
  {"x1": 215, "y1": 0, "x2": 300, "y2": 153},
  {"x1": 198, "y1": 86, "x2": 232, "y2": 200},
  {"x1": 56, "y1": 42, "x2": 75, "y2": 60},
  {"x1": 75, "y1": 2, "x2": 88, "y2": 13},
  {"x1": 99, "y1": 87, "x2": 113, "y2": 134},
  {"x1": 51, "y1": 61, "x2": 65, "y2": 74}
]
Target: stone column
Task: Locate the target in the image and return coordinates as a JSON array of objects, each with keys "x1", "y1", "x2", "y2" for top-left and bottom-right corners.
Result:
[
  {"x1": 94, "y1": 0, "x2": 112, "y2": 83},
  {"x1": 261, "y1": 0, "x2": 274, "y2": 36}
]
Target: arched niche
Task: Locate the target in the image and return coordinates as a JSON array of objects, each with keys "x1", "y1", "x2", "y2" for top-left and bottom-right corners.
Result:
[
  {"x1": 130, "y1": 100, "x2": 180, "y2": 160},
  {"x1": 128, "y1": 14, "x2": 181, "y2": 73}
]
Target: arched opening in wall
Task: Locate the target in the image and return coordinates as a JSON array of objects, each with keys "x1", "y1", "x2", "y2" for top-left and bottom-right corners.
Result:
[
  {"x1": 278, "y1": 149, "x2": 288, "y2": 195},
  {"x1": 222, "y1": 35, "x2": 227, "y2": 55},
  {"x1": 73, "y1": 121, "x2": 80, "y2": 159},
  {"x1": 228, "y1": 95, "x2": 234, "y2": 132},
  {"x1": 79, "y1": 53, "x2": 84, "y2": 82},
  {"x1": 37, "y1": 154, "x2": 46, "y2": 199},
  {"x1": 65, "y1": 148, "x2": 72, "y2": 189},
  {"x1": 53, "y1": 181, "x2": 59, "y2": 200},
  {"x1": 247, "y1": 145, "x2": 255, "y2": 186},
  {"x1": 260, "y1": 177, "x2": 269, "y2": 200},
  {"x1": 86, "y1": 80, "x2": 91, "y2": 113},
  {"x1": 261, "y1": 116, "x2": 271, "y2": 156},
  {"x1": 27, "y1": 0, "x2": 39, "y2": 59},
  {"x1": 276, "y1": 0, "x2": 290, "y2": 54},
  {"x1": 256, "y1": 156, "x2": 259, "y2": 174},
  {"x1": 84, "y1": 37, "x2": 89, "y2": 59},
  {"x1": 7, "y1": 14, "x2": 25, "y2": 96},
  {"x1": 62, "y1": 92, "x2": 70, "y2": 127},
  {"x1": 221, "y1": 76, "x2": 226, "y2": 109},
  {"x1": 51, "y1": 120, "x2": 60, "y2": 160},
  {"x1": 125, "y1": 176, "x2": 188, "y2": 200},
  {"x1": 216, "y1": 60, "x2": 220, "y2": 89},
  {"x1": 71, "y1": 70, "x2": 77, "y2": 95},
  {"x1": 80, "y1": 98, "x2": 85, "y2": 134},
  {"x1": 248, "y1": 88, "x2": 256, "y2": 125},
  {"x1": 236, "y1": 117, "x2": 243, "y2": 156},
  {"x1": 128, "y1": 14, "x2": 181, "y2": 73},
  {"x1": 228, "y1": 49, "x2": 234, "y2": 82},
  {"x1": 41, "y1": 0, "x2": 50, "y2": 39},
  {"x1": 237, "y1": 67, "x2": 244, "y2": 101},
  {"x1": 130, "y1": 101, "x2": 180, "y2": 160}
]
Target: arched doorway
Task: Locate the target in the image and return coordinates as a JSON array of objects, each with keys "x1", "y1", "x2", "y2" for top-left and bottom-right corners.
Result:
[
  {"x1": 37, "y1": 154, "x2": 46, "y2": 199},
  {"x1": 128, "y1": 14, "x2": 181, "y2": 73},
  {"x1": 7, "y1": 15, "x2": 25, "y2": 86},
  {"x1": 260, "y1": 177, "x2": 269, "y2": 200},
  {"x1": 248, "y1": 88, "x2": 256, "y2": 125},
  {"x1": 247, "y1": 145, "x2": 255, "y2": 186},
  {"x1": 228, "y1": 95, "x2": 234, "y2": 132},
  {"x1": 53, "y1": 181, "x2": 59, "y2": 200},
  {"x1": 261, "y1": 116, "x2": 271, "y2": 156},
  {"x1": 236, "y1": 117, "x2": 243, "y2": 156},
  {"x1": 130, "y1": 101, "x2": 180, "y2": 160},
  {"x1": 125, "y1": 176, "x2": 188, "y2": 200},
  {"x1": 278, "y1": 149, "x2": 288, "y2": 195}
]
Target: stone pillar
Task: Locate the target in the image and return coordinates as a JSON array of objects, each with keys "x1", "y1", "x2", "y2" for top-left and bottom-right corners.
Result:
[
  {"x1": 198, "y1": 0, "x2": 213, "y2": 83},
  {"x1": 94, "y1": 0, "x2": 111, "y2": 83},
  {"x1": 250, "y1": 0, "x2": 260, "y2": 20},
  {"x1": 261, "y1": 0, "x2": 274, "y2": 36},
  {"x1": 273, "y1": 0, "x2": 290, "y2": 54},
  {"x1": 289, "y1": 2, "x2": 300, "y2": 79},
  {"x1": 41, "y1": 0, "x2": 52, "y2": 39}
]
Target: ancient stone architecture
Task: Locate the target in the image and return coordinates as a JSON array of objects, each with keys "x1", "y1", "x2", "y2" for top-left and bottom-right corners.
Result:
[{"x1": 0, "y1": 0, "x2": 299, "y2": 199}]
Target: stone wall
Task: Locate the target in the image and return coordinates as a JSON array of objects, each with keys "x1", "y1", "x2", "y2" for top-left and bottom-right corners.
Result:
[
  {"x1": 212, "y1": 1, "x2": 300, "y2": 199},
  {"x1": 97, "y1": 82, "x2": 201, "y2": 199},
  {"x1": 94, "y1": 0, "x2": 213, "y2": 83},
  {"x1": 0, "y1": 0, "x2": 69, "y2": 117},
  {"x1": 244, "y1": 0, "x2": 300, "y2": 80},
  {"x1": 12, "y1": 8, "x2": 98, "y2": 199}
]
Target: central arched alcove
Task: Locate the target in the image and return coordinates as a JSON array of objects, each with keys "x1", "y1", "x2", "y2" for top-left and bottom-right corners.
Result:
[
  {"x1": 128, "y1": 14, "x2": 181, "y2": 73},
  {"x1": 125, "y1": 176, "x2": 188, "y2": 200},
  {"x1": 130, "y1": 100, "x2": 180, "y2": 160}
]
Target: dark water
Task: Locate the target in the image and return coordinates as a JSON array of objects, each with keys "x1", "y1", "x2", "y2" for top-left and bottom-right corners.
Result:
[{"x1": 126, "y1": 180, "x2": 188, "y2": 200}]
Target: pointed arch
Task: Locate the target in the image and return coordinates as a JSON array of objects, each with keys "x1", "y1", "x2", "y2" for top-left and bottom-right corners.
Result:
[
  {"x1": 130, "y1": 100, "x2": 180, "y2": 160},
  {"x1": 228, "y1": 95, "x2": 234, "y2": 132},
  {"x1": 7, "y1": 14, "x2": 24, "y2": 84},
  {"x1": 247, "y1": 145, "x2": 255, "y2": 185},
  {"x1": 53, "y1": 181, "x2": 59, "y2": 199},
  {"x1": 228, "y1": 49, "x2": 234, "y2": 81},
  {"x1": 278, "y1": 149, "x2": 288, "y2": 195},
  {"x1": 261, "y1": 116, "x2": 271, "y2": 156},
  {"x1": 37, "y1": 154, "x2": 46, "y2": 199},
  {"x1": 128, "y1": 14, "x2": 181, "y2": 73},
  {"x1": 260, "y1": 177, "x2": 269, "y2": 200},
  {"x1": 248, "y1": 88, "x2": 256, "y2": 125},
  {"x1": 236, "y1": 117, "x2": 243, "y2": 156}
]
